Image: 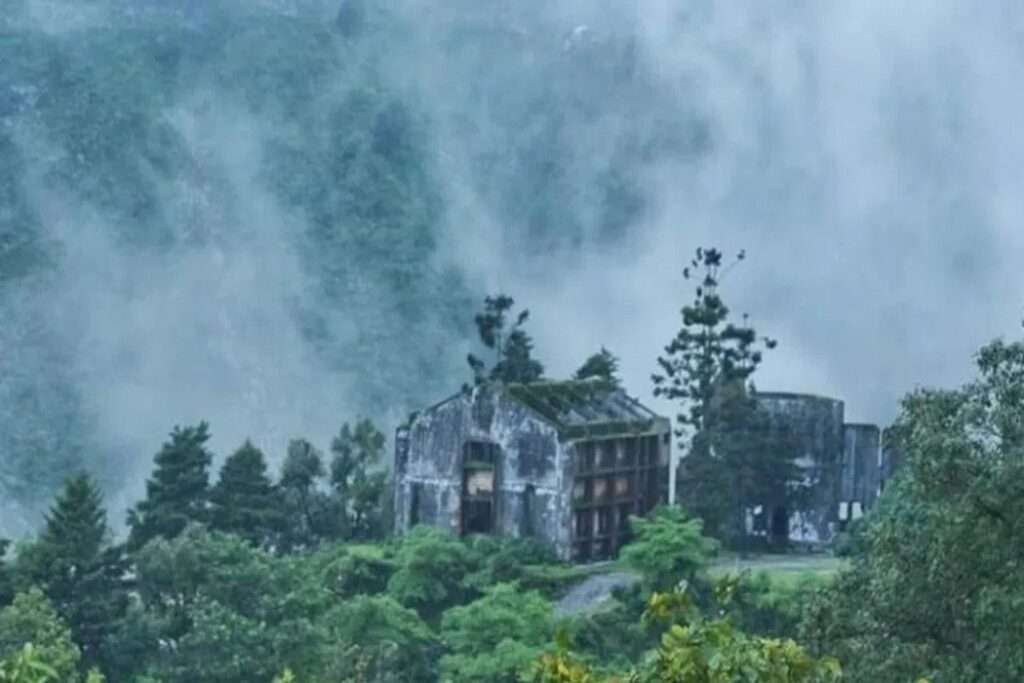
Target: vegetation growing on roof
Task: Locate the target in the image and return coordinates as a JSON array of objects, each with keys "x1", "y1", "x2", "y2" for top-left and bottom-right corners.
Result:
[{"x1": 505, "y1": 379, "x2": 660, "y2": 439}]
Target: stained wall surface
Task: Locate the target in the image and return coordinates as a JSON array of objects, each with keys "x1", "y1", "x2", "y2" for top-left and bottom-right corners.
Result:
[
  {"x1": 393, "y1": 385, "x2": 573, "y2": 558},
  {"x1": 841, "y1": 423, "x2": 882, "y2": 515},
  {"x1": 754, "y1": 392, "x2": 846, "y2": 543}
]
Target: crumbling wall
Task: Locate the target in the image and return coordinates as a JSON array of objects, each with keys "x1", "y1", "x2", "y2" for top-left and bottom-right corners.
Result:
[
  {"x1": 755, "y1": 392, "x2": 845, "y2": 544},
  {"x1": 393, "y1": 385, "x2": 571, "y2": 558},
  {"x1": 841, "y1": 423, "x2": 882, "y2": 517}
]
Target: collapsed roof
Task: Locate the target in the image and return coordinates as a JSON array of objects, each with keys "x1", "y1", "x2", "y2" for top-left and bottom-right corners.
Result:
[{"x1": 505, "y1": 379, "x2": 665, "y2": 439}]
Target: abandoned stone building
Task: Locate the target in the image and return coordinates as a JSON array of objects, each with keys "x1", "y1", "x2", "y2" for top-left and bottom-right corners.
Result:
[
  {"x1": 393, "y1": 380, "x2": 672, "y2": 562},
  {"x1": 393, "y1": 381, "x2": 898, "y2": 561},
  {"x1": 749, "y1": 391, "x2": 890, "y2": 545}
]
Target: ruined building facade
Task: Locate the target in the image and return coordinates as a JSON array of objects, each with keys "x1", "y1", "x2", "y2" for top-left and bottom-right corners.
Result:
[
  {"x1": 394, "y1": 382, "x2": 899, "y2": 561},
  {"x1": 751, "y1": 391, "x2": 893, "y2": 544},
  {"x1": 393, "y1": 380, "x2": 671, "y2": 562}
]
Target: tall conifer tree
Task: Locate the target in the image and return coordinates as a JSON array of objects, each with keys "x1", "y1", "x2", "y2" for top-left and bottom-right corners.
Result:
[
  {"x1": 20, "y1": 474, "x2": 129, "y2": 675},
  {"x1": 127, "y1": 422, "x2": 214, "y2": 552},
  {"x1": 210, "y1": 440, "x2": 282, "y2": 547},
  {"x1": 653, "y1": 248, "x2": 796, "y2": 549}
]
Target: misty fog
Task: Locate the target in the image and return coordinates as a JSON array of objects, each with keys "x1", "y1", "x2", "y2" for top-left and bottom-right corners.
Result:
[{"x1": 2, "y1": 0, "x2": 1022, "y2": 536}]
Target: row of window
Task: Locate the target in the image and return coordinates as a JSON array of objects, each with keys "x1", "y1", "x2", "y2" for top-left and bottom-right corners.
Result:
[
  {"x1": 572, "y1": 470, "x2": 661, "y2": 506},
  {"x1": 575, "y1": 436, "x2": 664, "y2": 473}
]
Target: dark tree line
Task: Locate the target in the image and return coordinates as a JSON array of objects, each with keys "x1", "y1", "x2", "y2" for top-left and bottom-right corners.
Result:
[{"x1": 0, "y1": 417, "x2": 393, "y2": 679}]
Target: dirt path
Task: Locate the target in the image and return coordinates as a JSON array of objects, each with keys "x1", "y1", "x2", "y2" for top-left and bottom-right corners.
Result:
[{"x1": 554, "y1": 571, "x2": 638, "y2": 616}]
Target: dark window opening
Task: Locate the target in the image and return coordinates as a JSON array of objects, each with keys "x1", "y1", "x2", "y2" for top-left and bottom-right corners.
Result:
[
  {"x1": 571, "y1": 433, "x2": 668, "y2": 562},
  {"x1": 409, "y1": 482, "x2": 422, "y2": 527},
  {"x1": 461, "y1": 441, "x2": 498, "y2": 536},
  {"x1": 770, "y1": 506, "x2": 789, "y2": 543},
  {"x1": 522, "y1": 484, "x2": 536, "y2": 537}
]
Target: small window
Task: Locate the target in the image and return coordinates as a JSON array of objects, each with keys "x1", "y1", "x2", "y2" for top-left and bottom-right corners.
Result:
[
  {"x1": 574, "y1": 509, "x2": 593, "y2": 536},
  {"x1": 596, "y1": 507, "x2": 612, "y2": 535},
  {"x1": 622, "y1": 439, "x2": 638, "y2": 467},
  {"x1": 461, "y1": 441, "x2": 498, "y2": 536},
  {"x1": 409, "y1": 483, "x2": 422, "y2": 527},
  {"x1": 577, "y1": 443, "x2": 595, "y2": 472},
  {"x1": 522, "y1": 485, "x2": 536, "y2": 537},
  {"x1": 614, "y1": 476, "x2": 631, "y2": 498}
]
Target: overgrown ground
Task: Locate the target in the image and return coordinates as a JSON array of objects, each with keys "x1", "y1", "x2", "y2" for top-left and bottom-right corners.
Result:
[
  {"x1": 556, "y1": 552, "x2": 842, "y2": 617},
  {"x1": 709, "y1": 554, "x2": 844, "y2": 587}
]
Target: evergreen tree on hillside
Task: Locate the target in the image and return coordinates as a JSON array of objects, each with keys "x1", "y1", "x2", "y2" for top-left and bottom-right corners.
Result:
[
  {"x1": 277, "y1": 439, "x2": 343, "y2": 552},
  {"x1": 17, "y1": 474, "x2": 128, "y2": 675},
  {"x1": 0, "y1": 541, "x2": 12, "y2": 609},
  {"x1": 126, "y1": 423, "x2": 214, "y2": 552},
  {"x1": 330, "y1": 420, "x2": 389, "y2": 539},
  {"x1": 653, "y1": 248, "x2": 795, "y2": 549},
  {"x1": 467, "y1": 294, "x2": 545, "y2": 385},
  {"x1": 573, "y1": 347, "x2": 621, "y2": 385},
  {"x1": 210, "y1": 441, "x2": 282, "y2": 548}
]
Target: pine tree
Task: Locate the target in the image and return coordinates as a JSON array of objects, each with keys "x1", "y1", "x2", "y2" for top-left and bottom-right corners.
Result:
[
  {"x1": 210, "y1": 440, "x2": 282, "y2": 548},
  {"x1": 467, "y1": 294, "x2": 545, "y2": 385},
  {"x1": 653, "y1": 247, "x2": 793, "y2": 550},
  {"x1": 126, "y1": 423, "x2": 214, "y2": 552},
  {"x1": 573, "y1": 347, "x2": 621, "y2": 385},
  {"x1": 20, "y1": 474, "x2": 129, "y2": 675}
]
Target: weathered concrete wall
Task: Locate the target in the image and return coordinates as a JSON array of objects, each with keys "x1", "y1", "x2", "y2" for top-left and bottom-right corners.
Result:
[
  {"x1": 393, "y1": 385, "x2": 571, "y2": 558},
  {"x1": 841, "y1": 423, "x2": 882, "y2": 514},
  {"x1": 755, "y1": 392, "x2": 845, "y2": 544}
]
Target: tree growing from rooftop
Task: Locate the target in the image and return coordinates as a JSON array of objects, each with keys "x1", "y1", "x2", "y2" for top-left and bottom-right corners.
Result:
[
  {"x1": 467, "y1": 294, "x2": 545, "y2": 385},
  {"x1": 573, "y1": 347, "x2": 621, "y2": 385}
]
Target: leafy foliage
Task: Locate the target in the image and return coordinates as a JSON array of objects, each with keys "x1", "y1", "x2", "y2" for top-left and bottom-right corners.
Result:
[
  {"x1": 467, "y1": 294, "x2": 545, "y2": 385},
  {"x1": 0, "y1": 589, "x2": 80, "y2": 682},
  {"x1": 315, "y1": 595, "x2": 439, "y2": 682},
  {"x1": 0, "y1": 644, "x2": 59, "y2": 683},
  {"x1": 439, "y1": 582, "x2": 555, "y2": 683},
  {"x1": 276, "y1": 438, "x2": 343, "y2": 552},
  {"x1": 574, "y1": 348, "x2": 622, "y2": 385},
  {"x1": 619, "y1": 506, "x2": 719, "y2": 594},
  {"x1": 386, "y1": 527, "x2": 478, "y2": 621},
  {"x1": 329, "y1": 420, "x2": 390, "y2": 540},
  {"x1": 531, "y1": 582, "x2": 841, "y2": 683},
  {"x1": 802, "y1": 334, "x2": 1024, "y2": 682}
]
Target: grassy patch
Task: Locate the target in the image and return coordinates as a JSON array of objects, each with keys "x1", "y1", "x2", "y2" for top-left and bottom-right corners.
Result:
[{"x1": 708, "y1": 554, "x2": 844, "y2": 588}]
